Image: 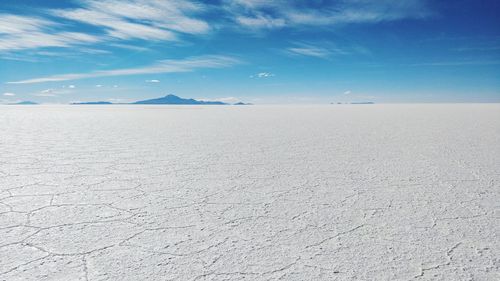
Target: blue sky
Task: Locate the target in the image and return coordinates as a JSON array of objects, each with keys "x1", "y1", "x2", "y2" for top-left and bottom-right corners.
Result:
[{"x1": 1, "y1": 0, "x2": 499, "y2": 104}]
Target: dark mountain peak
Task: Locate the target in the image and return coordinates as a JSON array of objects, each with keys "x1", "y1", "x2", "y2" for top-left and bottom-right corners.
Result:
[
  {"x1": 162, "y1": 94, "x2": 183, "y2": 100},
  {"x1": 133, "y1": 94, "x2": 226, "y2": 105}
]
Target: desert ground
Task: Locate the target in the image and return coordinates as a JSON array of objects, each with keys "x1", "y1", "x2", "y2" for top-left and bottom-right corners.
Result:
[{"x1": 0, "y1": 104, "x2": 499, "y2": 280}]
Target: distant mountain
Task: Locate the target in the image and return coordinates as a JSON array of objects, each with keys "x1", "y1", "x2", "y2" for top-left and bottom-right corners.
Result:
[
  {"x1": 133, "y1": 94, "x2": 226, "y2": 105},
  {"x1": 11, "y1": 101, "x2": 38, "y2": 105},
  {"x1": 350, "y1": 102, "x2": 375, "y2": 104},
  {"x1": 71, "y1": 101, "x2": 112, "y2": 105},
  {"x1": 68, "y1": 95, "x2": 251, "y2": 105}
]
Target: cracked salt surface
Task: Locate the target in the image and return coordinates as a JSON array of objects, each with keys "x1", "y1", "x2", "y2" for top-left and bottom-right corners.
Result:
[{"x1": 0, "y1": 104, "x2": 499, "y2": 280}]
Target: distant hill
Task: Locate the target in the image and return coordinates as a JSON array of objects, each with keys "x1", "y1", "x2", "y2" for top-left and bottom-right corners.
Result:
[
  {"x1": 67, "y1": 95, "x2": 251, "y2": 105},
  {"x1": 11, "y1": 101, "x2": 38, "y2": 105},
  {"x1": 133, "y1": 94, "x2": 226, "y2": 105},
  {"x1": 71, "y1": 101, "x2": 112, "y2": 105}
]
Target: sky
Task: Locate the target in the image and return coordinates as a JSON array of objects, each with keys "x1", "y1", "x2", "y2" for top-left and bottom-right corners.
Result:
[{"x1": 0, "y1": 0, "x2": 499, "y2": 104}]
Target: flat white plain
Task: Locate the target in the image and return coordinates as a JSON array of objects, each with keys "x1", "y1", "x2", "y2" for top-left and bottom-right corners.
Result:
[{"x1": 0, "y1": 104, "x2": 499, "y2": 280}]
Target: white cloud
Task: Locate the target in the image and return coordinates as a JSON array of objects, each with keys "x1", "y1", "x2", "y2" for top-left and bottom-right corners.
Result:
[
  {"x1": 113, "y1": 85, "x2": 118, "y2": 88},
  {"x1": 236, "y1": 15, "x2": 286, "y2": 29},
  {"x1": 0, "y1": 0, "x2": 432, "y2": 55},
  {"x1": 0, "y1": 14, "x2": 54, "y2": 34},
  {"x1": 93, "y1": 0, "x2": 208, "y2": 33},
  {"x1": 68, "y1": 85, "x2": 76, "y2": 88},
  {"x1": 96, "y1": 84, "x2": 103, "y2": 87},
  {"x1": 145, "y1": 79, "x2": 160, "y2": 83},
  {"x1": 225, "y1": 0, "x2": 433, "y2": 29},
  {"x1": 286, "y1": 41, "x2": 369, "y2": 59},
  {"x1": 0, "y1": 30, "x2": 101, "y2": 52},
  {"x1": 53, "y1": 9, "x2": 176, "y2": 41},
  {"x1": 3, "y1": 93, "x2": 15, "y2": 96},
  {"x1": 0, "y1": 0, "x2": 211, "y2": 53},
  {"x1": 250, "y1": 72, "x2": 274, "y2": 78},
  {"x1": 79, "y1": 48, "x2": 111, "y2": 55},
  {"x1": 36, "y1": 89, "x2": 56, "y2": 97},
  {"x1": 51, "y1": 0, "x2": 210, "y2": 41},
  {"x1": 8, "y1": 55, "x2": 240, "y2": 84},
  {"x1": 109, "y1": 43, "x2": 150, "y2": 52},
  {"x1": 343, "y1": 90, "x2": 351, "y2": 95},
  {"x1": 34, "y1": 88, "x2": 74, "y2": 97},
  {"x1": 0, "y1": 14, "x2": 102, "y2": 51},
  {"x1": 287, "y1": 45, "x2": 332, "y2": 58}
]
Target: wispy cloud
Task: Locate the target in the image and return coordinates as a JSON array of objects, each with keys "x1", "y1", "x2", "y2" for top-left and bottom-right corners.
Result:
[
  {"x1": 250, "y1": 72, "x2": 275, "y2": 78},
  {"x1": 0, "y1": 14, "x2": 101, "y2": 52},
  {"x1": 8, "y1": 55, "x2": 240, "y2": 84},
  {"x1": 285, "y1": 42, "x2": 368, "y2": 59},
  {"x1": 225, "y1": 0, "x2": 433, "y2": 30},
  {"x1": 89, "y1": 0, "x2": 209, "y2": 34},
  {"x1": 236, "y1": 15, "x2": 286, "y2": 29},
  {"x1": 53, "y1": 9, "x2": 175, "y2": 41},
  {"x1": 0, "y1": 14, "x2": 53, "y2": 33},
  {"x1": 1, "y1": 0, "x2": 432, "y2": 55},
  {"x1": 258, "y1": 72, "x2": 274, "y2": 78},
  {"x1": 35, "y1": 48, "x2": 110, "y2": 57},
  {"x1": 287, "y1": 44, "x2": 333, "y2": 58},
  {"x1": 51, "y1": 0, "x2": 209, "y2": 41},
  {"x1": 108, "y1": 43, "x2": 150, "y2": 52},
  {"x1": 0, "y1": 0, "x2": 211, "y2": 53},
  {"x1": 34, "y1": 87, "x2": 76, "y2": 97},
  {"x1": 3, "y1": 92, "x2": 15, "y2": 96},
  {"x1": 145, "y1": 79, "x2": 160, "y2": 83},
  {"x1": 35, "y1": 89, "x2": 56, "y2": 97}
]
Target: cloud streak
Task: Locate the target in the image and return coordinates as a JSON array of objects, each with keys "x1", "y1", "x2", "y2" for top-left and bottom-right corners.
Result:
[
  {"x1": 0, "y1": 0, "x2": 211, "y2": 53},
  {"x1": 287, "y1": 44, "x2": 333, "y2": 58},
  {"x1": 285, "y1": 42, "x2": 369, "y2": 59},
  {"x1": 225, "y1": 0, "x2": 433, "y2": 30},
  {"x1": 8, "y1": 55, "x2": 240, "y2": 84},
  {"x1": 0, "y1": 0, "x2": 433, "y2": 54},
  {"x1": 0, "y1": 14, "x2": 101, "y2": 51},
  {"x1": 51, "y1": 0, "x2": 209, "y2": 41},
  {"x1": 250, "y1": 72, "x2": 275, "y2": 78}
]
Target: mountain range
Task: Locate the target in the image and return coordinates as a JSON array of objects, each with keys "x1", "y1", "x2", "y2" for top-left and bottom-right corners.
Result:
[
  {"x1": 69, "y1": 95, "x2": 250, "y2": 105},
  {"x1": 5, "y1": 95, "x2": 251, "y2": 105}
]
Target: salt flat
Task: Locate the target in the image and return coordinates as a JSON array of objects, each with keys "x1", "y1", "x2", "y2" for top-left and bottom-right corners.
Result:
[{"x1": 0, "y1": 104, "x2": 499, "y2": 280}]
